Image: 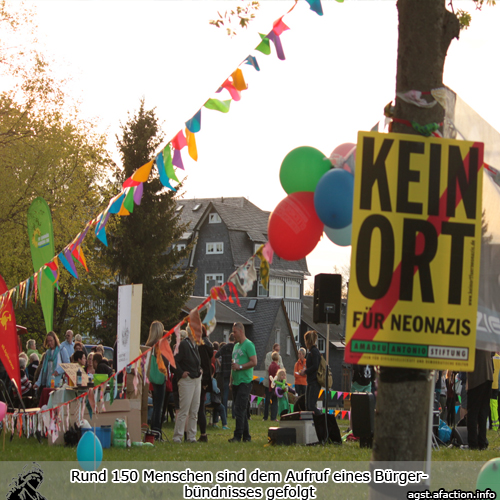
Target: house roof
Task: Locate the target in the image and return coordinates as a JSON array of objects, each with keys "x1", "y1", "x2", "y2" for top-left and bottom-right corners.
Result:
[
  {"x1": 176, "y1": 197, "x2": 309, "y2": 277},
  {"x1": 182, "y1": 296, "x2": 253, "y2": 326},
  {"x1": 301, "y1": 296, "x2": 345, "y2": 347},
  {"x1": 223, "y1": 297, "x2": 289, "y2": 365}
]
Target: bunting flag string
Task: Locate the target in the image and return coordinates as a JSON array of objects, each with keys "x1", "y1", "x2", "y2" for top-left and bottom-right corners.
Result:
[{"x1": 0, "y1": 0, "x2": 326, "y2": 306}]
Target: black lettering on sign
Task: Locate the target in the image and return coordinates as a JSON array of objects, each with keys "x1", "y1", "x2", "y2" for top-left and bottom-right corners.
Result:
[
  {"x1": 360, "y1": 137, "x2": 393, "y2": 212},
  {"x1": 447, "y1": 146, "x2": 478, "y2": 219},
  {"x1": 356, "y1": 215, "x2": 394, "y2": 299},
  {"x1": 400, "y1": 219, "x2": 438, "y2": 303},
  {"x1": 441, "y1": 221, "x2": 475, "y2": 305},
  {"x1": 428, "y1": 143, "x2": 441, "y2": 216},
  {"x1": 396, "y1": 140, "x2": 424, "y2": 215}
]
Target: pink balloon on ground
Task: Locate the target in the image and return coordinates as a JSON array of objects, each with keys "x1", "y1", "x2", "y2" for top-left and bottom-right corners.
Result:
[
  {"x1": 268, "y1": 191, "x2": 323, "y2": 261},
  {"x1": 0, "y1": 401, "x2": 7, "y2": 421}
]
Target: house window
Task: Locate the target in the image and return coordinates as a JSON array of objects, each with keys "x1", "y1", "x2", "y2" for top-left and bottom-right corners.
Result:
[
  {"x1": 318, "y1": 337, "x2": 326, "y2": 353},
  {"x1": 205, "y1": 273, "x2": 224, "y2": 295},
  {"x1": 206, "y1": 242, "x2": 224, "y2": 254},
  {"x1": 286, "y1": 337, "x2": 291, "y2": 356},
  {"x1": 290, "y1": 321, "x2": 299, "y2": 345},
  {"x1": 223, "y1": 329, "x2": 230, "y2": 343},
  {"x1": 285, "y1": 280, "x2": 300, "y2": 299},
  {"x1": 269, "y1": 279, "x2": 284, "y2": 298},
  {"x1": 275, "y1": 328, "x2": 280, "y2": 346},
  {"x1": 254, "y1": 243, "x2": 263, "y2": 254},
  {"x1": 209, "y1": 213, "x2": 221, "y2": 224},
  {"x1": 176, "y1": 244, "x2": 186, "y2": 251},
  {"x1": 258, "y1": 281, "x2": 267, "y2": 297}
]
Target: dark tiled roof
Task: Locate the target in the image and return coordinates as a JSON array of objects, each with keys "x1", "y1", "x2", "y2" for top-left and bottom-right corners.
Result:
[
  {"x1": 176, "y1": 197, "x2": 309, "y2": 277},
  {"x1": 223, "y1": 297, "x2": 284, "y2": 366},
  {"x1": 182, "y1": 296, "x2": 252, "y2": 325},
  {"x1": 301, "y1": 296, "x2": 345, "y2": 344}
]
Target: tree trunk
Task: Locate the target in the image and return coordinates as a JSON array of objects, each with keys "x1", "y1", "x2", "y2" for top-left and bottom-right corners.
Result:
[{"x1": 370, "y1": 1, "x2": 459, "y2": 497}]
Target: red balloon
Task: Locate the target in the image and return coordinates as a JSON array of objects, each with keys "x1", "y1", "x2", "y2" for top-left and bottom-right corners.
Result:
[{"x1": 268, "y1": 192, "x2": 324, "y2": 261}]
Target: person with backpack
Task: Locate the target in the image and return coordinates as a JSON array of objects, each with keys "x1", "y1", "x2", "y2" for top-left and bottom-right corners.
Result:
[{"x1": 299, "y1": 330, "x2": 321, "y2": 416}]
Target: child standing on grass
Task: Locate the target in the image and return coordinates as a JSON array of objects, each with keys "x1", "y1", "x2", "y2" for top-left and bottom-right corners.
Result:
[{"x1": 272, "y1": 368, "x2": 295, "y2": 418}]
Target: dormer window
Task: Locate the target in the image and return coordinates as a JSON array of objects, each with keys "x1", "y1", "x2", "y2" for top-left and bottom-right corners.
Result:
[
  {"x1": 206, "y1": 242, "x2": 224, "y2": 254},
  {"x1": 209, "y1": 213, "x2": 221, "y2": 224}
]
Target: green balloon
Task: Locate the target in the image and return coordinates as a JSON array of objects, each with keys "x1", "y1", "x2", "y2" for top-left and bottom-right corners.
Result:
[
  {"x1": 280, "y1": 146, "x2": 330, "y2": 194},
  {"x1": 476, "y1": 458, "x2": 500, "y2": 495}
]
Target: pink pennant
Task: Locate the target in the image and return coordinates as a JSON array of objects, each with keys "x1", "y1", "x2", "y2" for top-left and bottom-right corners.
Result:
[
  {"x1": 272, "y1": 16, "x2": 289, "y2": 36},
  {"x1": 172, "y1": 130, "x2": 187, "y2": 150},
  {"x1": 337, "y1": 392, "x2": 343, "y2": 399},
  {"x1": 174, "y1": 324, "x2": 181, "y2": 356},
  {"x1": 222, "y1": 79, "x2": 241, "y2": 101},
  {"x1": 123, "y1": 176, "x2": 141, "y2": 189},
  {"x1": 262, "y1": 242, "x2": 274, "y2": 264}
]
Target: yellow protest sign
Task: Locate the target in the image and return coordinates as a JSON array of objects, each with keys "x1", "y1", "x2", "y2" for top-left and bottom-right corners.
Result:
[{"x1": 345, "y1": 131, "x2": 483, "y2": 370}]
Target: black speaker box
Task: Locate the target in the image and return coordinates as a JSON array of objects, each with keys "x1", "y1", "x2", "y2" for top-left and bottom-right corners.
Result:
[
  {"x1": 451, "y1": 427, "x2": 468, "y2": 446},
  {"x1": 351, "y1": 392, "x2": 376, "y2": 442},
  {"x1": 313, "y1": 274, "x2": 342, "y2": 324},
  {"x1": 312, "y1": 413, "x2": 342, "y2": 444},
  {"x1": 268, "y1": 427, "x2": 296, "y2": 445}
]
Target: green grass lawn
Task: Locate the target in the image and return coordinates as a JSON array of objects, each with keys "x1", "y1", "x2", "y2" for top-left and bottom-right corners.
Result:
[{"x1": 2, "y1": 417, "x2": 500, "y2": 462}]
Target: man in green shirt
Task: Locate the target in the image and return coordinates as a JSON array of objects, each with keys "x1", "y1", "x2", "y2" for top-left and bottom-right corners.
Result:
[{"x1": 228, "y1": 322, "x2": 257, "y2": 443}]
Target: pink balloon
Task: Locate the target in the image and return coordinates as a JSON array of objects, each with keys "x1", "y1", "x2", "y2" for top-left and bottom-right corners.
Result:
[
  {"x1": 0, "y1": 401, "x2": 7, "y2": 421},
  {"x1": 268, "y1": 192, "x2": 323, "y2": 261},
  {"x1": 330, "y1": 143, "x2": 357, "y2": 173},
  {"x1": 331, "y1": 142, "x2": 355, "y2": 158}
]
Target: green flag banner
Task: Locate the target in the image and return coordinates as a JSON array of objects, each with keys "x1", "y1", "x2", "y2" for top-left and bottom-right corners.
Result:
[{"x1": 27, "y1": 197, "x2": 55, "y2": 333}]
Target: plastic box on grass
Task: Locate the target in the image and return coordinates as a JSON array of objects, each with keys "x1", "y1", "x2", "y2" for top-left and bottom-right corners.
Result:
[{"x1": 81, "y1": 426, "x2": 112, "y2": 448}]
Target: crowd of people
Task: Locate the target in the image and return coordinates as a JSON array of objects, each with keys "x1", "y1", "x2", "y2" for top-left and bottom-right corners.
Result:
[
  {"x1": 8, "y1": 325, "x2": 500, "y2": 451},
  {"x1": 3, "y1": 330, "x2": 114, "y2": 407}
]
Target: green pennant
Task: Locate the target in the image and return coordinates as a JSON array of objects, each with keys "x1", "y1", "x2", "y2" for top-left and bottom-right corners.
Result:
[
  {"x1": 204, "y1": 98, "x2": 232, "y2": 113},
  {"x1": 163, "y1": 146, "x2": 180, "y2": 183},
  {"x1": 123, "y1": 187, "x2": 136, "y2": 213},
  {"x1": 255, "y1": 33, "x2": 271, "y2": 55}
]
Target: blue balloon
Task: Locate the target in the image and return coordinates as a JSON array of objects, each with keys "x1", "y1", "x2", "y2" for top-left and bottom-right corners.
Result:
[
  {"x1": 314, "y1": 169, "x2": 354, "y2": 229},
  {"x1": 324, "y1": 224, "x2": 352, "y2": 247},
  {"x1": 77, "y1": 430, "x2": 103, "y2": 471}
]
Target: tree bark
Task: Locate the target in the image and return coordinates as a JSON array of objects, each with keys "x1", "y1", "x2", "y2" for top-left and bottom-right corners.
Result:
[{"x1": 370, "y1": 1, "x2": 459, "y2": 497}]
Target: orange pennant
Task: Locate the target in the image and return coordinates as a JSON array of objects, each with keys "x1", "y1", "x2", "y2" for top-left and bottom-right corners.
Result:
[
  {"x1": 159, "y1": 337, "x2": 176, "y2": 369},
  {"x1": 188, "y1": 308, "x2": 203, "y2": 345},
  {"x1": 185, "y1": 128, "x2": 198, "y2": 161},
  {"x1": 132, "y1": 160, "x2": 154, "y2": 182},
  {"x1": 231, "y1": 68, "x2": 247, "y2": 91},
  {"x1": 117, "y1": 205, "x2": 130, "y2": 216}
]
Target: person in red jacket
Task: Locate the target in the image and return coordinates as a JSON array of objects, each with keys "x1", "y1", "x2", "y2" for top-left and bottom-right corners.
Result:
[{"x1": 294, "y1": 348, "x2": 307, "y2": 397}]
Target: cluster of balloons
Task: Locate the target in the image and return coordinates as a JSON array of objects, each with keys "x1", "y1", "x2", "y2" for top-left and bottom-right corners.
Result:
[{"x1": 268, "y1": 145, "x2": 355, "y2": 261}]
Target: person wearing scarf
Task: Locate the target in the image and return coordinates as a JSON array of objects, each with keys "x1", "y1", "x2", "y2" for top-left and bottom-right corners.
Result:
[{"x1": 34, "y1": 331, "x2": 64, "y2": 390}]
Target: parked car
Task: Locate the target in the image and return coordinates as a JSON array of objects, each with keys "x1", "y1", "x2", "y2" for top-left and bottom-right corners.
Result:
[{"x1": 83, "y1": 345, "x2": 114, "y2": 368}]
